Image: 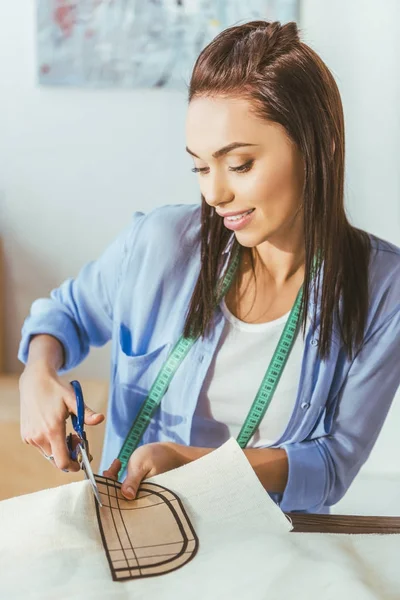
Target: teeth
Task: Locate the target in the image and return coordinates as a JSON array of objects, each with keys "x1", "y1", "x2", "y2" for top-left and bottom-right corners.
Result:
[{"x1": 226, "y1": 209, "x2": 253, "y2": 221}]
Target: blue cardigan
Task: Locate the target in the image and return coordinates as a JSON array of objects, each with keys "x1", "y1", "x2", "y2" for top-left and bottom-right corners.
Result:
[{"x1": 19, "y1": 204, "x2": 400, "y2": 514}]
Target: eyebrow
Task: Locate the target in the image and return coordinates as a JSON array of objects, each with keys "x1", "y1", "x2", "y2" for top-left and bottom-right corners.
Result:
[{"x1": 185, "y1": 142, "x2": 259, "y2": 160}]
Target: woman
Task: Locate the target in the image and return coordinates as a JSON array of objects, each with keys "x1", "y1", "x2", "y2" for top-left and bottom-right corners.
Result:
[{"x1": 19, "y1": 21, "x2": 400, "y2": 514}]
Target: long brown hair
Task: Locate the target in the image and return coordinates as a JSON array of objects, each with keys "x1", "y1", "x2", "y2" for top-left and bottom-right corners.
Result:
[{"x1": 183, "y1": 20, "x2": 371, "y2": 361}]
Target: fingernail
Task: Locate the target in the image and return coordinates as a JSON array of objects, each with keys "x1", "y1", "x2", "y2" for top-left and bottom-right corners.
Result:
[{"x1": 126, "y1": 487, "x2": 135, "y2": 499}]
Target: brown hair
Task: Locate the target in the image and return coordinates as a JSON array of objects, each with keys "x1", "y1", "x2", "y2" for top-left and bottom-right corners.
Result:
[{"x1": 183, "y1": 20, "x2": 371, "y2": 360}]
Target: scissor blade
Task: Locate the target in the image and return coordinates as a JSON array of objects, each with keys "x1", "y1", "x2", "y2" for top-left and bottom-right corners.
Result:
[{"x1": 79, "y1": 444, "x2": 103, "y2": 507}]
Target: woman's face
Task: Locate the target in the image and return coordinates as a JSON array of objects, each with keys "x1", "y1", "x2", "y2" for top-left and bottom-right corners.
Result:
[{"x1": 186, "y1": 96, "x2": 305, "y2": 251}]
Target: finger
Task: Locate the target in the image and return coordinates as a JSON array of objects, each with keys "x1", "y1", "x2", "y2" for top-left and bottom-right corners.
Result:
[
  {"x1": 83, "y1": 404, "x2": 105, "y2": 427},
  {"x1": 20, "y1": 427, "x2": 29, "y2": 445},
  {"x1": 121, "y1": 460, "x2": 150, "y2": 500},
  {"x1": 49, "y1": 430, "x2": 81, "y2": 472},
  {"x1": 103, "y1": 459, "x2": 121, "y2": 481},
  {"x1": 30, "y1": 438, "x2": 54, "y2": 460},
  {"x1": 63, "y1": 387, "x2": 105, "y2": 427}
]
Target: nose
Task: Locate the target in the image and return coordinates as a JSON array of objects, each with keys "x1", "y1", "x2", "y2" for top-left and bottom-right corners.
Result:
[{"x1": 201, "y1": 171, "x2": 234, "y2": 208}]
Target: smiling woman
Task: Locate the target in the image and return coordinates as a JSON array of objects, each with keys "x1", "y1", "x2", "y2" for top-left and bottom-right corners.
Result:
[
  {"x1": 186, "y1": 120, "x2": 303, "y2": 236},
  {"x1": 185, "y1": 98, "x2": 306, "y2": 324},
  {"x1": 19, "y1": 21, "x2": 400, "y2": 515},
  {"x1": 184, "y1": 21, "x2": 368, "y2": 359}
]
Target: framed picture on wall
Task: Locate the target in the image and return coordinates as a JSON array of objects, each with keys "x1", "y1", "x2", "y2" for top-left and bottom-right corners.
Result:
[{"x1": 37, "y1": 0, "x2": 300, "y2": 89}]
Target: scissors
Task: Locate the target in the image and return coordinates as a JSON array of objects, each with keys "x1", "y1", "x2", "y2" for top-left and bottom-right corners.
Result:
[{"x1": 66, "y1": 380, "x2": 102, "y2": 507}]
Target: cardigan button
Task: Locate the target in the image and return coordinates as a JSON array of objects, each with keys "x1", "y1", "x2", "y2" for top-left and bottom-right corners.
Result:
[
  {"x1": 301, "y1": 402, "x2": 310, "y2": 410},
  {"x1": 310, "y1": 338, "x2": 318, "y2": 346}
]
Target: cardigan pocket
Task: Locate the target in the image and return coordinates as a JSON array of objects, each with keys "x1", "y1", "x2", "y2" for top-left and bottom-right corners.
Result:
[
  {"x1": 116, "y1": 342, "x2": 172, "y2": 387},
  {"x1": 113, "y1": 341, "x2": 172, "y2": 430}
]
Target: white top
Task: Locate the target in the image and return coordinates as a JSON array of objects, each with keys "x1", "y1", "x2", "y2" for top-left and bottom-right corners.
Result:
[{"x1": 191, "y1": 298, "x2": 305, "y2": 448}]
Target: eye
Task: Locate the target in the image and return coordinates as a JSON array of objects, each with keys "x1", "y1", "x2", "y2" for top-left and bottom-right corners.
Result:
[
  {"x1": 229, "y1": 160, "x2": 254, "y2": 173},
  {"x1": 191, "y1": 160, "x2": 254, "y2": 175},
  {"x1": 191, "y1": 166, "x2": 209, "y2": 174}
]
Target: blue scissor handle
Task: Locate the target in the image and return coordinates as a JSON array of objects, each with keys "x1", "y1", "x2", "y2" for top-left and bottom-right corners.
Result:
[{"x1": 70, "y1": 380, "x2": 85, "y2": 440}]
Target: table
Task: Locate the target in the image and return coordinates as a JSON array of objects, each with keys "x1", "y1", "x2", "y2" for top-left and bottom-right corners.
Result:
[{"x1": 289, "y1": 513, "x2": 400, "y2": 534}]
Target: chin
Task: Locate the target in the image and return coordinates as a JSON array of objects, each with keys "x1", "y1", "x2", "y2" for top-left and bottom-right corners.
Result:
[{"x1": 234, "y1": 230, "x2": 272, "y2": 248}]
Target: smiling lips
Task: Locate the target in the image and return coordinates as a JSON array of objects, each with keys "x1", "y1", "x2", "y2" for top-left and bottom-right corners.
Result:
[
  {"x1": 217, "y1": 208, "x2": 254, "y2": 218},
  {"x1": 219, "y1": 208, "x2": 255, "y2": 231},
  {"x1": 224, "y1": 209, "x2": 254, "y2": 221}
]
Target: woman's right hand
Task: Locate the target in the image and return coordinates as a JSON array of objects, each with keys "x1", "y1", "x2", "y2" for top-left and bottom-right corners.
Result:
[{"x1": 19, "y1": 362, "x2": 104, "y2": 472}]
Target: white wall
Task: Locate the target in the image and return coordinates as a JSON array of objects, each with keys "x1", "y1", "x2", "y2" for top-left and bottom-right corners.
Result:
[
  {"x1": 0, "y1": 1, "x2": 399, "y2": 477},
  {"x1": 301, "y1": 0, "x2": 400, "y2": 240},
  {"x1": 0, "y1": 1, "x2": 199, "y2": 380}
]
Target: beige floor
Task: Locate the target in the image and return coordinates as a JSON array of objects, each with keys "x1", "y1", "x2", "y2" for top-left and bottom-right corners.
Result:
[{"x1": 0, "y1": 375, "x2": 108, "y2": 500}]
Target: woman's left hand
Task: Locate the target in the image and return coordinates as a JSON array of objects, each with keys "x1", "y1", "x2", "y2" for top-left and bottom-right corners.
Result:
[{"x1": 103, "y1": 442, "x2": 187, "y2": 500}]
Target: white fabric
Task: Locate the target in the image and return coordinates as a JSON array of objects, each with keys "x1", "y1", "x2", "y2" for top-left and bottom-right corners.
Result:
[
  {"x1": 1, "y1": 438, "x2": 399, "y2": 599},
  {"x1": 192, "y1": 299, "x2": 305, "y2": 447}
]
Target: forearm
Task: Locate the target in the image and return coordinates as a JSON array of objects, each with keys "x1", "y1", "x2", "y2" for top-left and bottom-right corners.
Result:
[
  {"x1": 167, "y1": 443, "x2": 288, "y2": 494},
  {"x1": 243, "y1": 447, "x2": 288, "y2": 494},
  {"x1": 25, "y1": 334, "x2": 65, "y2": 372}
]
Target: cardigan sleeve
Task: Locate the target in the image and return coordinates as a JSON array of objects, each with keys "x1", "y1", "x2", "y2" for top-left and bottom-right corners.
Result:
[
  {"x1": 279, "y1": 306, "x2": 400, "y2": 513},
  {"x1": 18, "y1": 212, "x2": 144, "y2": 373}
]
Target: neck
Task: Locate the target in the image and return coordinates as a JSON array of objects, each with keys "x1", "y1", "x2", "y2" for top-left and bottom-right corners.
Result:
[{"x1": 247, "y1": 229, "x2": 305, "y2": 288}]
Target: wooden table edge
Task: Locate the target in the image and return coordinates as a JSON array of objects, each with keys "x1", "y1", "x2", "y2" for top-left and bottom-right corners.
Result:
[{"x1": 287, "y1": 513, "x2": 400, "y2": 534}]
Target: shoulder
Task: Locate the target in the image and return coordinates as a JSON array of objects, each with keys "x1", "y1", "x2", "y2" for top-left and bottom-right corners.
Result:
[
  {"x1": 129, "y1": 203, "x2": 200, "y2": 243},
  {"x1": 141, "y1": 203, "x2": 201, "y2": 241},
  {"x1": 124, "y1": 203, "x2": 201, "y2": 268},
  {"x1": 366, "y1": 232, "x2": 400, "y2": 327},
  {"x1": 369, "y1": 232, "x2": 400, "y2": 262},
  {"x1": 368, "y1": 233, "x2": 400, "y2": 291}
]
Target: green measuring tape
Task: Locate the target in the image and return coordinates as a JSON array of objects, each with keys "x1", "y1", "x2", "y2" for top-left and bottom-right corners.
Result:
[
  {"x1": 118, "y1": 245, "x2": 303, "y2": 477},
  {"x1": 236, "y1": 285, "x2": 303, "y2": 447}
]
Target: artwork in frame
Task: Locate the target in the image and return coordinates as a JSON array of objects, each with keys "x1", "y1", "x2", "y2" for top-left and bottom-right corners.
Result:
[{"x1": 37, "y1": 0, "x2": 300, "y2": 89}]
